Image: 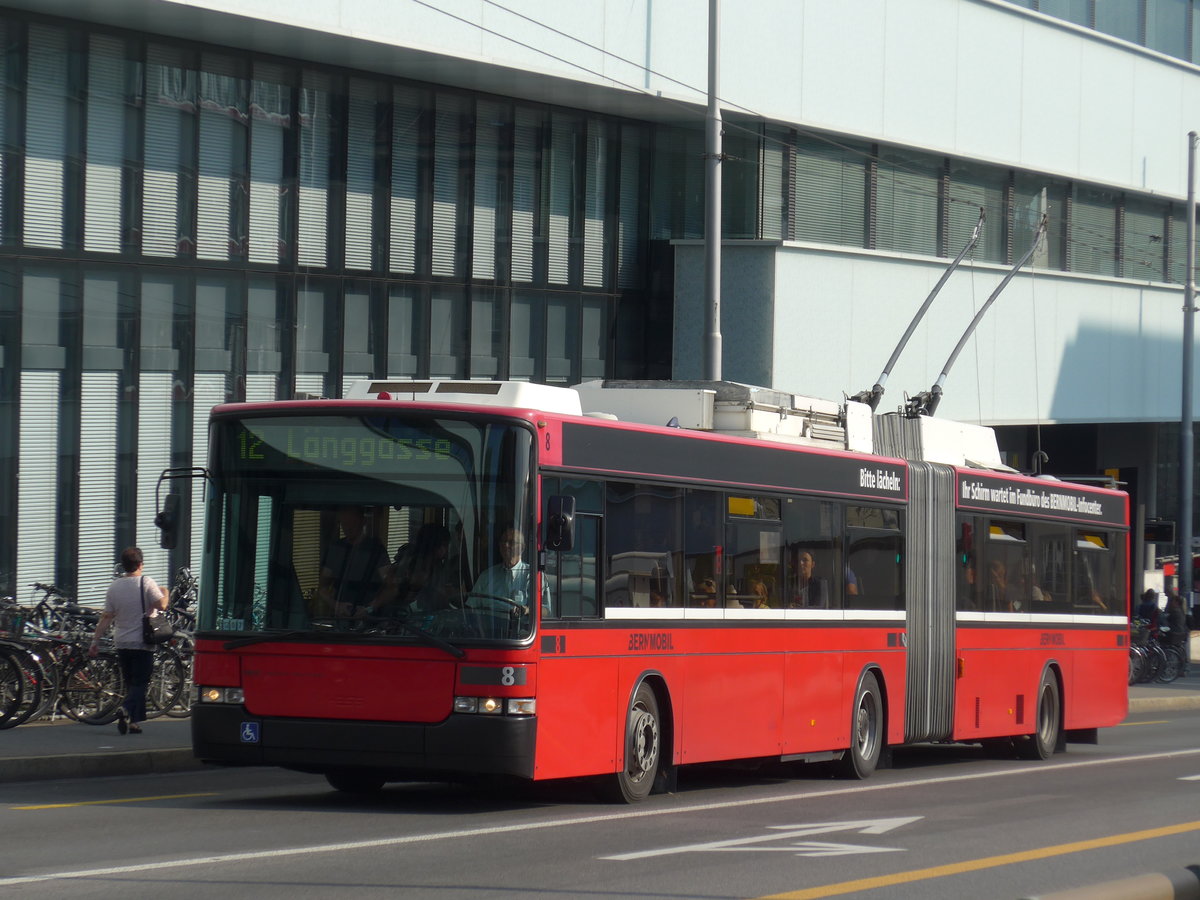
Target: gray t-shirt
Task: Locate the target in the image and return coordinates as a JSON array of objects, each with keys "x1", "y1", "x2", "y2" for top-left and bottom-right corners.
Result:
[{"x1": 104, "y1": 574, "x2": 165, "y2": 649}]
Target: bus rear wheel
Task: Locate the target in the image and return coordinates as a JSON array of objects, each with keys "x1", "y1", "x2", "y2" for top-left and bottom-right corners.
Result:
[
  {"x1": 838, "y1": 671, "x2": 883, "y2": 779},
  {"x1": 1016, "y1": 672, "x2": 1060, "y2": 760},
  {"x1": 605, "y1": 683, "x2": 661, "y2": 803}
]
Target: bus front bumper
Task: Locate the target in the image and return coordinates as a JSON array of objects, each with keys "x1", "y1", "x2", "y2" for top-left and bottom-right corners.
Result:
[{"x1": 191, "y1": 705, "x2": 537, "y2": 779}]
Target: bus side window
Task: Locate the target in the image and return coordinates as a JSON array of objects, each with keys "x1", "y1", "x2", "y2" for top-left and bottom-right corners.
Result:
[{"x1": 845, "y1": 505, "x2": 904, "y2": 611}]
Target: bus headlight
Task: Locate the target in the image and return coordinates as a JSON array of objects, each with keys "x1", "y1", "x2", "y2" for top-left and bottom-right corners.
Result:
[
  {"x1": 506, "y1": 698, "x2": 536, "y2": 716},
  {"x1": 453, "y1": 696, "x2": 535, "y2": 716},
  {"x1": 198, "y1": 686, "x2": 244, "y2": 704}
]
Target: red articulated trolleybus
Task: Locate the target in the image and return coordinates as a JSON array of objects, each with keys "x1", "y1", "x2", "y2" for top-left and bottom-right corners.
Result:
[{"x1": 178, "y1": 379, "x2": 1129, "y2": 801}]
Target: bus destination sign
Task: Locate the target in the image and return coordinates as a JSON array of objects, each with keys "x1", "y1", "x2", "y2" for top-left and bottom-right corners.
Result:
[{"x1": 956, "y1": 472, "x2": 1125, "y2": 527}]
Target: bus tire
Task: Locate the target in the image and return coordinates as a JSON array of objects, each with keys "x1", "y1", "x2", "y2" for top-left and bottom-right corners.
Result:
[
  {"x1": 605, "y1": 682, "x2": 661, "y2": 803},
  {"x1": 1016, "y1": 672, "x2": 1060, "y2": 761},
  {"x1": 838, "y1": 671, "x2": 883, "y2": 779},
  {"x1": 325, "y1": 770, "x2": 386, "y2": 794}
]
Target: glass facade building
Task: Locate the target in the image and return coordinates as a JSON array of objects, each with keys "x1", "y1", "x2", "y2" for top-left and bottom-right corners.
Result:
[{"x1": 1, "y1": 6, "x2": 1195, "y2": 601}]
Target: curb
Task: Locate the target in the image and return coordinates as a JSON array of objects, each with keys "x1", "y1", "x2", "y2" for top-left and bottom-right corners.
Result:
[
  {"x1": 1021, "y1": 866, "x2": 1200, "y2": 899},
  {"x1": 0, "y1": 748, "x2": 206, "y2": 784},
  {"x1": 1128, "y1": 695, "x2": 1200, "y2": 713}
]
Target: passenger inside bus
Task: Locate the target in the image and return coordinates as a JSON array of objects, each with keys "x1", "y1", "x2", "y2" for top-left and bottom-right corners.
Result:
[
  {"x1": 370, "y1": 522, "x2": 454, "y2": 615},
  {"x1": 790, "y1": 550, "x2": 830, "y2": 608},
  {"x1": 320, "y1": 506, "x2": 390, "y2": 617}
]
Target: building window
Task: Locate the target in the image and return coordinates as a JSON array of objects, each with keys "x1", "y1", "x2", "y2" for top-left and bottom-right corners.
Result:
[
  {"x1": 874, "y1": 148, "x2": 940, "y2": 257},
  {"x1": 1069, "y1": 184, "x2": 1120, "y2": 277},
  {"x1": 792, "y1": 133, "x2": 868, "y2": 248}
]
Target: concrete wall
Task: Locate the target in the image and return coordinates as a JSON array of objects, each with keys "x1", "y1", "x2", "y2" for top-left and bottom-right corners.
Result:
[
  {"x1": 675, "y1": 242, "x2": 1192, "y2": 426},
  {"x1": 96, "y1": 0, "x2": 1197, "y2": 201}
]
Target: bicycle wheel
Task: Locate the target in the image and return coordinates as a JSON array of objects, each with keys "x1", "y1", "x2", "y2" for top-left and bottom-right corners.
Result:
[
  {"x1": 1140, "y1": 644, "x2": 1165, "y2": 682},
  {"x1": 145, "y1": 648, "x2": 186, "y2": 719},
  {"x1": 1156, "y1": 645, "x2": 1186, "y2": 683},
  {"x1": 1128, "y1": 646, "x2": 1146, "y2": 685},
  {"x1": 164, "y1": 633, "x2": 194, "y2": 718},
  {"x1": 0, "y1": 643, "x2": 45, "y2": 728},
  {"x1": 0, "y1": 648, "x2": 23, "y2": 726},
  {"x1": 58, "y1": 653, "x2": 125, "y2": 724}
]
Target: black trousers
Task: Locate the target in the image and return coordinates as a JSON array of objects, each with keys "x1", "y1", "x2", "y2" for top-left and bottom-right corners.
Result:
[{"x1": 117, "y1": 648, "x2": 154, "y2": 724}]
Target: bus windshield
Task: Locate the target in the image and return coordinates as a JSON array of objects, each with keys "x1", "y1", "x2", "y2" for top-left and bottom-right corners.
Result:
[{"x1": 200, "y1": 412, "x2": 536, "y2": 644}]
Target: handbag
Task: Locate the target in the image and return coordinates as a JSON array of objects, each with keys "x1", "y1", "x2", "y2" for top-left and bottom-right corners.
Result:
[{"x1": 141, "y1": 576, "x2": 176, "y2": 645}]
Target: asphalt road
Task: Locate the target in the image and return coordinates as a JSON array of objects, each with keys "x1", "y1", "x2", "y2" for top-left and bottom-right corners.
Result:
[{"x1": 2, "y1": 709, "x2": 1199, "y2": 900}]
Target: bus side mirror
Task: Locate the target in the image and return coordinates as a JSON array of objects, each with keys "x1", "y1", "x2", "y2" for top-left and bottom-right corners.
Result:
[
  {"x1": 545, "y1": 495, "x2": 576, "y2": 552},
  {"x1": 155, "y1": 491, "x2": 181, "y2": 550}
]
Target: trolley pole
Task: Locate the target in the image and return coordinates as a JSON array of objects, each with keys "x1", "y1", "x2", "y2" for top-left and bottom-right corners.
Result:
[
  {"x1": 1181, "y1": 131, "x2": 1197, "y2": 607},
  {"x1": 703, "y1": 0, "x2": 722, "y2": 381}
]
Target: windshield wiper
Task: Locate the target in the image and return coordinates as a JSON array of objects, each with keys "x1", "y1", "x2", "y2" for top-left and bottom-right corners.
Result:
[
  {"x1": 219, "y1": 619, "x2": 466, "y2": 659},
  {"x1": 361, "y1": 616, "x2": 466, "y2": 659}
]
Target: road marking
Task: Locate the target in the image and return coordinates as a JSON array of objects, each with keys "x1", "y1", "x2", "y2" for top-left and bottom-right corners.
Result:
[
  {"x1": 1116, "y1": 720, "x2": 1170, "y2": 726},
  {"x1": 12, "y1": 793, "x2": 217, "y2": 810},
  {"x1": 752, "y1": 820, "x2": 1200, "y2": 900},
  {"x1": 2, "y1": 748, "x2": 1199, "y2": 886},
  {"x1": 603, "y1": 817, "x2": 921, "y2": 860},
  {"x1": 1179, "y1": 774, "x2": 1200, "y2": 781}
]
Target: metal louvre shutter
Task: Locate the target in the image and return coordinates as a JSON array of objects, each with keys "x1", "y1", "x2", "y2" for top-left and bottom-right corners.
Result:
[
  {"x1": 792, "y1": 136, "x2": 867, "y2": 247},
  {"x1": 1123, "y1": 197, "x2": 1166, "y2": 282},
  {"x1": 245, "y1": 372, "x2": 276, "y2": 402},
  {"x1": 136, "y1": 371, "x2": 172, "y2": 584},
  {"x1": 143, "y1": 46, "x2": 191, "y2": 258},
  {"x1": 472, "y1": 100, "x2": 501, "y2": 281},
  {"x1": 547, "y1": 114, "x2": 574, "y2": 285},
  {"x1": 903, "y1": 461, "x2": 956, "y2": 744},
  {"x1": 875, "y1": 149, "x2": 939, "y2": 256},
  {"x1": 511, "y1": 107, "x2": 538, "y2": 284},
  {"x1": 191, "y1": 374, "x2": 226, "y2": 566},
  {"x1": 1069, "y1": 185, "x2": 1119, "y2": 277},
  {"x1": 298, "y1": 71, "x2": 330, "y2": 267},
  {"x1": 17, "y1": 371, "x2": 60, "y2": 600},
  {"x1": 431, "y1": 94, "x2": 462, "y2": 278},
  {"x1": 78, "y1": 371, "x2": 119, "y2": 605},
  {"x1": 345, "y1": 78, "x2": 377, "y2": 271},
  {"x1": 617, "y1": 124, "x2": 642, "y2": 289},
  {"x1": 249, "y1": 62, "x2": 288, "y2": 264},
  {"x1": 197, "y1": 105, "x2": 235, "y2": 259},
  {"x1": 294, "y1": 373, "x2": 324, "y2": 397},
  {"x1": 389, "y1": 86, "x2": 421, "y2": 275},
  {"x1": 84, "y1": 34, "x2": 125, "y2": 254},
  {"x1": 582, "y1": 119, "x2": 606, "y2": 288},
  {"x1": 759, "y1": 127, "x2": 784, "y2": 241},
  {"x1": 25, "y1": 24, "x2": 67, "y2": 250}
]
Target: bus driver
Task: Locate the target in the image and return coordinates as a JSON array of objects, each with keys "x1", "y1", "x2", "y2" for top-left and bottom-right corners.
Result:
[{"x1": 471, "y1": 525, "x2": 550, "y2": 616}]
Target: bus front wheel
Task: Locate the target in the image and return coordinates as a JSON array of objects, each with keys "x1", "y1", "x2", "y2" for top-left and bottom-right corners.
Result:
[
  {"x1": 325, "y1": 770, "x2": 386, "y2": 794},
  {"x1": 838, "y1": 671, "x2": 883, "y2": 779},
  {"x1": 1016, "y1": 672, "x2": 1060, "y2": 761},
  {"x1": 605, "y1": 683, "x2": 661, "y2": 803}
]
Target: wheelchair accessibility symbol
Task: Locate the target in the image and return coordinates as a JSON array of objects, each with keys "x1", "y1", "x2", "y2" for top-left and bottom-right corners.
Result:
[{"x1": 240, "y1": 722, "x2": 260, "y2": 743}]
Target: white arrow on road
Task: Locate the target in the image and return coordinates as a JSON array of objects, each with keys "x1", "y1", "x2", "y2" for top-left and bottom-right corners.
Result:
[{"x1": 601, "y1": 816, "x2": 922, "y2": 860}]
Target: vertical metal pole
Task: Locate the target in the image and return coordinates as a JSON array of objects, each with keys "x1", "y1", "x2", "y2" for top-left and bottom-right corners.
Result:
[
  {"x1": 704, "y1": 0, "x2": 722, "y2": 381},
  {"x1": 1180, "y1": 131, "x2": 1197, "y2": 607}
]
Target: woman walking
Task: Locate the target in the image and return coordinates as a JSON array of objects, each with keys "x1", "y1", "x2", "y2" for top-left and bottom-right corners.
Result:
[{"x1": 88, "y1": 547, "x2": 167, "y2": 734}]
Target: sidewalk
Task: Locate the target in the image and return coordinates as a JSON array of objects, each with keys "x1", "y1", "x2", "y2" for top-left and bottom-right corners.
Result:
[{"x1": 1, "y1": 675, "x2": 1198, "y2": 786}]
